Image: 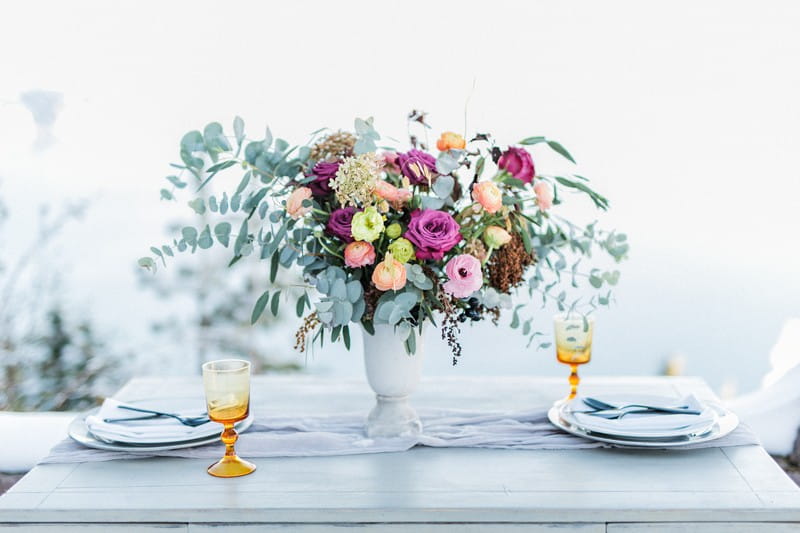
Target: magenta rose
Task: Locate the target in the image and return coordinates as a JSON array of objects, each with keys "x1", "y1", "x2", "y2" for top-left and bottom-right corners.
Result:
[
  {"x1": 404, "y1": 209, "x2": 463, "y2": 261},
  {"x1": 325, "y1": 207, "x2": 356, "y2": 243},
  {"x1": 397, "y1": 149, "x2": 437, "y2": 185},
  {"x1": 307, "y1": 160, "x2": 340, "y2": 197},
  {"x1": 498, "y1": 147, "x2": 535, "y2": 184}
]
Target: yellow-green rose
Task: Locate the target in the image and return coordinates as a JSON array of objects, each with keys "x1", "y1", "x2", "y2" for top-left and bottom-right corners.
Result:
[
  {"x1": 388, "y1": 237, "x2": 415, "y2": 263},
  {"x1": 385, "y1": 222, "x2": 402, "y2": 239},
  {"x1": 350, "y1": 206, "x2": 384, "y2": 242}
]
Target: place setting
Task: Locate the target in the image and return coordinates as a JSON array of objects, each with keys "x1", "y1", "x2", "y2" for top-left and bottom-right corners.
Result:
[
  {"x1": 69, "y1": 360, "x2": 256, "y2": 477},
  {"x1": 546, "y1": 311, "x2": 740, "y2": 448}
]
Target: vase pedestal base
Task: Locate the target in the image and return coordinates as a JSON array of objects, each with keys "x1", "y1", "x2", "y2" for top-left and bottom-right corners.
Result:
[{"x1": 365, "y1": 394, "x2": 422, "y2": 438}]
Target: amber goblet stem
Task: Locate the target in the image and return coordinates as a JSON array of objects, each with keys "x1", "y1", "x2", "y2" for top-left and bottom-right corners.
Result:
[
  {"x1": 222, "y1": 422, "x2": 239, "y2": 459},
  {"x1": 568, "y1": 364, "x2": 580, "y2": 400}
]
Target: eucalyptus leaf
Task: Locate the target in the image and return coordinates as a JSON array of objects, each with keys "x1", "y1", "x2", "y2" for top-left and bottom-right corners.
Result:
[
  {"x1": 270, "y1": 290, "x2": 281, "y2": 316},
  {"x1": 214, "y1": 222, "x2": 231, "y2": 247},
  {"x1": 435, "y1": 151, "x2": 461, "y2": 175},
  {"x1": 233, "y1": 116, "x2": 245, "y2": 146},
  {"x1": 251, "y1": 290, "x2": 270, "y2": 324},
  {"x1": 546, "y1": 140, "x2": 576, "y2": 164},
  {"x1": 166, "y1": 175, "x2": 187, "y2": 189},
  {"x1": 342, "y1": 326, "x2": 351, "y2": 350},
  {"x1": 432, "y1": 175, "x2": 455, "y2": 199},
  {"x1": 234, "y1": 219, "x2": 248, "y2": 255},
  {"x1": 263, "y1": 127, "x2": 273, "y2": 151},
  {"x1": 188, "y1": 198, "x2": 205, "y2": 215},
  {"x1": 519, "y1": 136, "x2": 546, "y2": 145},
  {"x1": 235, "y1": 171, "x2": 251, "y2": 196},
  {"x1": 138, "y1": 257, "x2": 156, "y2": 272},
  {"x1": 181, "y1": 226, "x2": 198, "y2": 246},
  {"x1": 197, "y1": 225, "x2": 213, "y2": 249}
]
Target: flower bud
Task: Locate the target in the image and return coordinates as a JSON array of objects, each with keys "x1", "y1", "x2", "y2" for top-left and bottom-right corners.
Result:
[
  {"x1": 385, "y1": 223, "x2": 402, "y2": 239},
  {"x1": 483, "y1": 226, "x2": 512, "y2": 249}
]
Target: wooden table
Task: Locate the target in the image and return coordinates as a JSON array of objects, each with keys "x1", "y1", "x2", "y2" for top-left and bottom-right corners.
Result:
[{"x1": 1, "y1": 375, "x2": 799, "y2": 532}]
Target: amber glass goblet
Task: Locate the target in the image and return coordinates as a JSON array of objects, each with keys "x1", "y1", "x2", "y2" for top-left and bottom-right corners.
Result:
[
  {"x1": 554, "y1": 313, "x2": 595, "y2": 401},
  {"x1": 202, "y1": 359, "x2": 256, "y2": 478}
]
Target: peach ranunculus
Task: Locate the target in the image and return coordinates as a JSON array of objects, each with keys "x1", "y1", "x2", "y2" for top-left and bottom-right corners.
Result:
[
  {"x1": 371, "y1": 252, "x2": 407, "y2": 291},
  {"x1": 374, "y1": 180, "x2": 412, "y2": 209},
  {"x1": 344, "y1": 241, "x2": 376, "y2": 268},
  {"x1": 436, "y1": 131, "x2": 466, "y2": 152},
  {"x1": 533, "y1": 180, "x2": 554, "y2": 211},
  {"x1": 471, "y1": 181, "x2": 503, "y2": 214},
  {"x1": 286, "y1": 187, "x2": 313, "y2": 219}
]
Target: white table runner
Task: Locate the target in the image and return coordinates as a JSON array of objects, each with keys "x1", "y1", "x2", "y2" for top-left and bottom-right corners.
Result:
[{"x1": 41, "y1": 406, "x2": 760, "y2": 463}]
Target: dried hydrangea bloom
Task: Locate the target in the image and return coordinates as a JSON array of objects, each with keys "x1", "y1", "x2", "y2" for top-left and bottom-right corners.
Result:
[
  {"x1": 309, "y1": 131, "x2": 357, "y2": 162},
  {"x1": 330, "y1": 153, "x2": 383, "y2": 207}
]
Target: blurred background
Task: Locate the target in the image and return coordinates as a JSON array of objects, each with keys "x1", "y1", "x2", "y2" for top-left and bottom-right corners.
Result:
[{"x1": 1, "y1": 0, "x2": 799, "y2": 413}]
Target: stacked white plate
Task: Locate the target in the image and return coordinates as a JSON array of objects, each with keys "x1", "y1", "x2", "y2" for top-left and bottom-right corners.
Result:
[
  {"x1": 547, "y1": 393, "x2": 739, "y2": 447},
  {"x1": 69, "y1": 397, "x2": 253, "y2": 452}
]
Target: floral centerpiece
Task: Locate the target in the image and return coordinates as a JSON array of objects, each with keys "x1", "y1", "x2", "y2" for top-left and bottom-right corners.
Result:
[{"x1": 140, "y1": 111, "x2": 627, "y2": 436}]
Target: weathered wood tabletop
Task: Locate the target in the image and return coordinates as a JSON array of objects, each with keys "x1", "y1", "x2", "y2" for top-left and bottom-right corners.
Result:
[{"x1": 1, "y1": 375, "x2": 799, "y2": 532}]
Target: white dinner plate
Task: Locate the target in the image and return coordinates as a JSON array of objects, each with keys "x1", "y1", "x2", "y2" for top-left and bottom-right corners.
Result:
[
  {"x1": 561, "y1": 394, "x2": 718, "y2": 439},
  {"x1": 548, "y1": 400, "x2": 739, "y2": 448},
  {"x1": 69, "y1": 398, "x2": 254, "y2": 452}
]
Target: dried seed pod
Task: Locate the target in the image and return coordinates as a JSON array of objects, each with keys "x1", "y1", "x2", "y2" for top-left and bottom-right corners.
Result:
[{"x1": 487, "y1": 233, "x2": 536, "y2": 293}]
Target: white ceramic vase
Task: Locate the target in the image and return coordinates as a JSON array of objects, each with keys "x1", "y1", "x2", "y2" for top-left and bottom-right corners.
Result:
[{"x1": 361, "y1": 324, "x2": 425, "y2": 438}]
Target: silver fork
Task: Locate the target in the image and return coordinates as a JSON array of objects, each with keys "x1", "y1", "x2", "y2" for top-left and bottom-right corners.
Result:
[
  {"x1": 583, "y1": 406, "x2": 702, "y2": 419},
  {"x1": 113, "y1": 405, "x2": 210, "y2": 426},
  {"x1": 583, "y1": 397, "x2": 696, "y2": 415}
]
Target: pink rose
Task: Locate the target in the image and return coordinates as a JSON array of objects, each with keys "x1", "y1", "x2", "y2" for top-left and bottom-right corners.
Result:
[
  {"x1": 498, "y1": 147, "x2": 535, "y2": 184},
  {"x1": 374, "y1": 180, "x2": 412, "y2": 209},
  {"x1": 471, "y1": 181, "x2": 503, "y2": 214},
  {"x1": 344, "y1": 241, "x2": 376, "y2": 268},
  {"x1": 533, "y1": 181, "x2": 553, "y2": 211},
  {"x1": 286, "y1": 187, "x2": 313, "y2": 219},
  {"x1": 443, "y1": 254, "x2": 483, "y2": 298}
]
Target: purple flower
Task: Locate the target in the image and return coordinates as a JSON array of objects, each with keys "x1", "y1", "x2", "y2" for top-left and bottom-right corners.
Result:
[
  {"x1": 498, "y1": 147, "x2": 535, "y2": 184},
  {"x1": 307, "y1": 160, "x2": 340, "y2": 197},
  {"x1": 326, "y1": 207, "x2": 357, "y2": 243},
  {"x1": 404, "y1": 209, "x2": 463, "y2": 261},
  {"x1": 397, "y1": 149, "x2": 437, "y2": 185}
]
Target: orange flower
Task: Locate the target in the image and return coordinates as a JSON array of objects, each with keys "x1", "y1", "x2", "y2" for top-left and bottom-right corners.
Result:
[
  {"x1": 436, "y1": 131, "x2": 466, "y2": 151},
  {"x1": 471, "y1": 181, "x2": 503, "y2": 214},
  {"x1": 374, "y1": 180, "x2": 412, "y2": 209},
  {"x1": 286, "y1": 187, "x2": 313, "y2": 219},
  {"x1": 371, "y1": 252, "x2": 407, "y2": 291}
]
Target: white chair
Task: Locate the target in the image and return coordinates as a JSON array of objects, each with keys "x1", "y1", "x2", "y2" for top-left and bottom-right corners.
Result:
[
  {"x1": 727, "y1": 319, "x2": 800, "y2": 456},
  {"x1": 0, "y1": 412, "x2": 75, "y2": 473}
]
